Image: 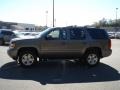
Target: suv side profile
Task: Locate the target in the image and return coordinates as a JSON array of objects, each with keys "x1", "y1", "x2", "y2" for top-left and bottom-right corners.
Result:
[
  {"x1": 7, "y1": 26, "x2": 112, "y2": 67},
  {"x1": 0, "y1": 29, "x2": 16, "y2": 45}
]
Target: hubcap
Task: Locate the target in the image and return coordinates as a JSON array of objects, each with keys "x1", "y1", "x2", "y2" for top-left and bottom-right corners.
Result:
[
  {"x1": 21, "y1": 54, "x2": 34, "y2": 66},
  {"x1": 87, "y1": 54, "x2": 98, "y2": 65}
]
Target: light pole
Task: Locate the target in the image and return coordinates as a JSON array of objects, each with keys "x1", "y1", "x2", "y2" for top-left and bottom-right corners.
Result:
[
  {"x1": 115, "y1": 8, "x2": 118, "y2": 38},
  {"x1": 54, "y1": 18, "x2": 56, "y2": 26},
  {"x1": 53, "y1": 0, "x2": 55, "y2": 27},
  {"x1": 46, "y1": 11, "x2": 48, "y2": 27},
  {"x1": 116, "y1": 8, "x2": 118, "y2": 26}
]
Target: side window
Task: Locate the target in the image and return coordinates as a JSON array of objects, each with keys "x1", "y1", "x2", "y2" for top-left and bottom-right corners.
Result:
[
  {"x1": 8, "y1": 31, "x2": 14, "y2": 35},
  {"x1": 47, "y1": 29, "x2": 60, "y2": 40},
  {"x1": 1, "y1": 31, "x2": 13, "y2": 35},
  {"x1": 1, "y1": 31, "x2": 8, "y2": 35},
  {"x1": 61, "y1": 29, "x2": 67, "y2": 40},
  {"x1": 70, "y1": 28, "x2": 85, "y2": 40},
  {"x1": 87, "y1": 29, "x2": 108, "y2": 39},
  {"x1": 1, "y1": 31, "x2": 5, "y2": 35}
]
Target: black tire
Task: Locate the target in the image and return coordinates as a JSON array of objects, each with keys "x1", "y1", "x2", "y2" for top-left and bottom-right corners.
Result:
[
  {"x1": 18, "y1": 50, "x2": 37, "y2": 68},
  {"x1": 85, "y1": 50, "x2": 100, "y2": 66}
]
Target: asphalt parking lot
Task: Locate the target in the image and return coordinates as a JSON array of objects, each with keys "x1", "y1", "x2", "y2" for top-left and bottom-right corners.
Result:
[{"x1": 0, "y1": 39, "x2": 120, "y2": 90}]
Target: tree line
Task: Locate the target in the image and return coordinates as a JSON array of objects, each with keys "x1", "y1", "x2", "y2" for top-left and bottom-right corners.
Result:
[{"x1": 92, "y1": 18, "x2": 120, "y2": 28}]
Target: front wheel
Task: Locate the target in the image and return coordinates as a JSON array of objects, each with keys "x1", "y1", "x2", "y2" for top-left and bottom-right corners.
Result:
[
  {"x1": 18, "y1": 51, "x2": 37, "y2": 67},
  {"x1": 85, "y1": 51, "x2": 100, "y2": 66}
]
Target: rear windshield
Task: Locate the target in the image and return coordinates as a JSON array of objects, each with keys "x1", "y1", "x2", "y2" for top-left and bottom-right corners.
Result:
[{"x1": 87, "y1": 28, "x2": 109, "y2": 39}]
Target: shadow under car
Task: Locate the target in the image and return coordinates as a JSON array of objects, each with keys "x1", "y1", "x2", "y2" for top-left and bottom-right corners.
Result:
[{"x1": 0, "y1": 60, "x2": 120, "y2": 85}]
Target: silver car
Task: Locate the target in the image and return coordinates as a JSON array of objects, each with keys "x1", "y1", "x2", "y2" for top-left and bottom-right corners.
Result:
[{"x1": 0, "y1": 29, "x2": 16, "y2": 45}]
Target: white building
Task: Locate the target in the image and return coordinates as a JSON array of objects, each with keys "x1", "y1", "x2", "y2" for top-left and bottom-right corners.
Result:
[{"x1": 17, "y1": 23, "x2": 36, "y2": 31}]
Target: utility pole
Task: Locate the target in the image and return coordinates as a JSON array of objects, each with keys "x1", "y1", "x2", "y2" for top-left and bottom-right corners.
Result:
[
  {"x1": 53, "y1": 0, "x2": 55, "y2": 27},
  {"x1": 115, "y1": 8, "x2": 118, "y2": 38},
  {"x1": 116, "y1": 8, "x2": 118, "y2": 26},
  {"x1": 46, "y1": 11, "x2": 48, "y2": 27}
]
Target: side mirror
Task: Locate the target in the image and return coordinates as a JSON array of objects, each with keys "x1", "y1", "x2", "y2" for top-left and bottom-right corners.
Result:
[{"x1": 45, "y1": 35, "x2": 53, "y2": 40}]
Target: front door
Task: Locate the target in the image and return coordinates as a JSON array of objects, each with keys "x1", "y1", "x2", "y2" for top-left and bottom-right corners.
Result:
[{"x1": 40, "y1": 28, "x2": 68, "y2": 58}]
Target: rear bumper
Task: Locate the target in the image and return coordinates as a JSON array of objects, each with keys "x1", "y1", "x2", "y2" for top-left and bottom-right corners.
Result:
[{"x1": 102, "y1": 49, "x2": 112, "y2": 57}]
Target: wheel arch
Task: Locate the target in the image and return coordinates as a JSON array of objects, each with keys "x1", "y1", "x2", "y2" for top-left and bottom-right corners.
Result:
[
  {"x1": 84, "y1": 47, "x2": 102, "y2": 58},
  {"x1": 17, "y1": 47, "x2": 39, "y2": 57}
]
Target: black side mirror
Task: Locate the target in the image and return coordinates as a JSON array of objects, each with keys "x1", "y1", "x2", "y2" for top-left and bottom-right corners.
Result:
[{"x1": 45, "y1": 35, "x2": 53, "y2": 40}]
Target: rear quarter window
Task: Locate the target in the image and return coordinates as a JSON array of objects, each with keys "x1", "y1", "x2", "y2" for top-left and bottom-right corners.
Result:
[{"x1": 87, "y1": 28, "x2": 109, "y2": 39}]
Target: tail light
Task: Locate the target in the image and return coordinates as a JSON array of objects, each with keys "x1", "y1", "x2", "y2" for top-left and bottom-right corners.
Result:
[{"x1": 108, "y1": 39, "x2": 111, "y2": 49}]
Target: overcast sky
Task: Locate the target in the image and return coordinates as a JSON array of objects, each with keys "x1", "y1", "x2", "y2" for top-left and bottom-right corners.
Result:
[{"x1": 0, "y1": 0, "x2": 120, "y2": 27}]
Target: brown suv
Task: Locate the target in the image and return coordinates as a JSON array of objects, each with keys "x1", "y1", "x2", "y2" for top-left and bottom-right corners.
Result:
[{"x1": 7, "y1": 26, "x2": 112, "y2": 67}]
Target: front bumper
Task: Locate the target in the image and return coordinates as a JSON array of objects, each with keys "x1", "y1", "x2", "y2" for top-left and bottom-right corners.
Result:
[{"x1": 7, "y1": 48, "x2": 18, "y2": 60}]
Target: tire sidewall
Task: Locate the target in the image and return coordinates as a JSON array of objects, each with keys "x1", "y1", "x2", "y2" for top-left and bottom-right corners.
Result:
[
  {"x1": 85, "y1": 51, "x2": 100, "y2": 66},
  {"x1": 19, "y1": 51, "x2": 37, "y2": 67}
]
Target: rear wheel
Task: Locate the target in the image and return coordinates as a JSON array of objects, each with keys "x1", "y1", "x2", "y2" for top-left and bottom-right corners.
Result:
[
  {"x1": 18, "y1": 51, "x2": 37, "y2": 67},
  {"x1": 85, "y1": 50, "x2": 100, "y2": 66}
]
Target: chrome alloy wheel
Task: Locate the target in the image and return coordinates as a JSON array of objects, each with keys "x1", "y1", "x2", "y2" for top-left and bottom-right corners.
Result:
[
  {"x1": 21, "y1": 54, "x2": 35, "y2": 66},
  {"x1": 87, "y1": 53, "x2": 99, "y2": 65}
]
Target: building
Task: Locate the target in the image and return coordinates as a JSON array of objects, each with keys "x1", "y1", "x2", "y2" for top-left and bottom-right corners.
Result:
[
  {"x1": 0, "y1": 21, "x2": 17, "y2": 29},
  {"x1": 0, "y1": 21, "x2": 36, "y2": 31},
  {"x1": 16, "y1": 23, "x2": 36, "y2": 31}
]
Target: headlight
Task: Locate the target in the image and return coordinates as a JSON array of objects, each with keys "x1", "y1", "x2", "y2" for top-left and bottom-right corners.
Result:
[{"x1": 9, "y1": 43, "x2": 16, "y2": 49}]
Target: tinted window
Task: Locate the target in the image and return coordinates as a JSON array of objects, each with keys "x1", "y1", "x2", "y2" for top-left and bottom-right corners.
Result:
[
  {"x1": 87, "y1": 28, "x2": 108, "y2": 39},
  {"x1": 70, "y1": 28, "x2": 85, "y2": 40},
  {"x1": 61, "y1": 29, "x2": 67, "y2": 40}
]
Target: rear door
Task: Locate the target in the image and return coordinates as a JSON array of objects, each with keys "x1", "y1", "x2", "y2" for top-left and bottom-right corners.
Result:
[{"x1": 67, "y1": 28, "x2": 87, "y2": 57}]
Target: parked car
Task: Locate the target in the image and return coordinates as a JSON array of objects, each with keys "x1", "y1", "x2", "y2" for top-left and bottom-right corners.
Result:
[
  {"x1": 107, "y1": 31, "x2": 116, "y2": 39},
  {"x1": 0, "y1": 29, "x2": 17, "y2": 45},
  {"x1": 13, "y1": 31, "x2": 40, "y2": 38},
  {"x1": 115, "y1": 32, "x2": 120, "y2": 39},
  {"x1": 7, "y1": 26, "x2": 112, "y2": 67}
]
